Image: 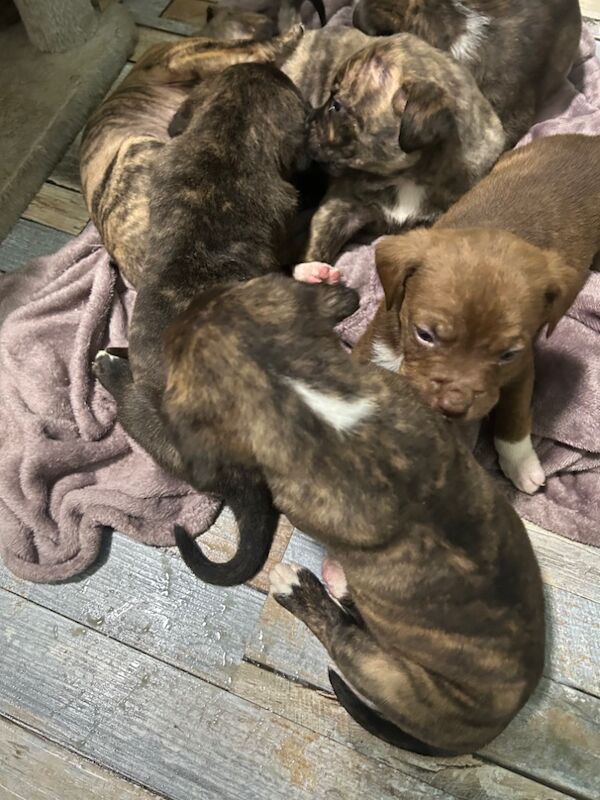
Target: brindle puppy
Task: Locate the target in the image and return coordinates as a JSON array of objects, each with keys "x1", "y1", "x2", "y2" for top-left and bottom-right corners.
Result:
[
  {"x1": 352, "y1": 0, "x2": 581, "y2": 145},
  {"x1": 283, "y1": 31, "x2": 506, "y2": 264},
  {"x1": 80, "y1": 27, "x2": 303, "y2": 287},
  {"x1": 164, "y1": 274, "x2": 545, "y2": 755},
  {"x1": 92, "y1": 63, "x2": 310, "y2": 585}
]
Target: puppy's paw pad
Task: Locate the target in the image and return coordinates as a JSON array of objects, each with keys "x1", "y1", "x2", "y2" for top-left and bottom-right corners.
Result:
[
  {"x1": 322, "y1": 558, "x2": 348, "y2": 600},
  {"x1": 293, "y1": 261, "x2": 341, "y2": 285},
  {"x1": 269, "y1": 562, "x2": 302, "y2": 596},
  {"x1": 496, "y1": 437, "x2": 545, "y2": 494}
]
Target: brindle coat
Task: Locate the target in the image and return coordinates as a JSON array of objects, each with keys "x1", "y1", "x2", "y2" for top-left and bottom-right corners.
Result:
[
  {"x1": 352, "y1": 0, "x2": 582, "y2": 145},
  {"x1": 283, "y1": 30, "x2": 506, "y2": 264},
  {"x1": 164, "y1": 274, "x2": 545, "y2": 755},
  {"x1": 92, "y1": 63, "x2": 310, "y2": 585},
  {"x1": 80, "y1": 27, "x2": 304, "y2": 287}
]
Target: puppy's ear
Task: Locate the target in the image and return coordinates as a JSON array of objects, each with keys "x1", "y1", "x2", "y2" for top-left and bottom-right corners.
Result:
[
  {"x1": 376, "y1": 236, "x2": 420, "y2": 310},
  {"x1": 168, "y1": 97, "x2": 194, "y2": 137},
  {"x1": 395, "y1": 81, "x2": 457, "y2": 153},
  {"x1": 543, "y1": 252, "x2": 587, "y2": 337}
]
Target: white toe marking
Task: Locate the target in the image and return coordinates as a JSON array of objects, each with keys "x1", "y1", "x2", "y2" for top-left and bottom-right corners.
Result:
[
  {"x1": 287, "y1": 379, "x2": 375, "y2": 434},
  {"x1": 269, "y1": 562, "x2": 301, "y2": 596},
  {"x1": 495, "y1": 435, "x2": 546, "y2": 494},
  {"x1": 95, "y1": 349, "x2": 119, "y2": 364},
  {"x1": 371, "y1": 338, "x2": 404, "y2": 373}
]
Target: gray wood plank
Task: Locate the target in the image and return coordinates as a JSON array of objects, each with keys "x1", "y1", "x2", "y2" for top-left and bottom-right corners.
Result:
[
  {"x1": 525, "y1": 522, "x2": 600, "y2": 604},
  {"x1": 124, "y1": 0, "x2": 197, "y2": 34},
  {"x1": 0, "y1": 591, "x2": 462, "y2": 800},
  {"x1": 233, "y1": 663, "x2": 574, "y2": 800},
  {"x1": 0, "y1": 532, "x2": 265, "y2": 689},
  {"x1": 0, "y1": 219, "x2": 72, "y2": 273},
  {"x1": 0, "y1": 716, "x2": 162, "y2": 800},
  {"x1": 49, "y1": 133, "x2": 82, "y2": 192},
  {"x1": 277, "y1": 531, "x2": 600, "y2": 695}
]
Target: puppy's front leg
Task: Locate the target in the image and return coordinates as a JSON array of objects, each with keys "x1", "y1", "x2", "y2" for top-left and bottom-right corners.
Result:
[
  {"x1": 493, "y1": 360, "x2": 545, "y2": 494},
  {"x1": 304, "y1": 185, "x2": 378, "y2": 265}
]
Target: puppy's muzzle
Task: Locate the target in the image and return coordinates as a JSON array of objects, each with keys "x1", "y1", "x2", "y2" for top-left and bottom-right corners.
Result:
[{"x1": 434, "y1": 386, "x2": 473, "y2": 419}]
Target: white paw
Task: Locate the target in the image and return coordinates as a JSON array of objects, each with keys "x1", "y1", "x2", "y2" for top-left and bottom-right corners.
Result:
[
  {"x1": 495, "y1": 435, "x2": 546, "y2": 494},
  {"x1": 94, "y1": 349, "x2": 119, "y2": 365},
  {"x1": 322, "y1": 558, "x2": 348, "y2": 600},
  {"x1": 293, "y1": 261, "x2": 341, "y2": 285},
  {"x1": 269, "y1": 562, "x2": 302, "y2": 596}
]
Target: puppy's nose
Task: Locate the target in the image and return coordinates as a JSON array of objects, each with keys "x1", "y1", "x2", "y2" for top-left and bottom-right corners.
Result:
[{"x1": 437, "y1": 388, "x2": 471, "y2": 418}]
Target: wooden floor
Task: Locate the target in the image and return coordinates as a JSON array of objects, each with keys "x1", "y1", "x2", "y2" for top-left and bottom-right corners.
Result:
[{"x1": 1, "y1": 2, "x2": 600, "y2": 798}]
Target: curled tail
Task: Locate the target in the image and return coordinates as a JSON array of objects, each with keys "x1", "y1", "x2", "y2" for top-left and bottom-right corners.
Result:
[
  {"x1": 328, "y1": 669, "x2": 457, "y2": 757},
  {"x1": 175, "y1": 482, "x2": 279, "y2": 586}
]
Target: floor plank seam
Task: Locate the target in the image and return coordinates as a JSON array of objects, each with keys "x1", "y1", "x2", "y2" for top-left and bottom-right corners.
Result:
[
  {"x1": 242, "y1": 655, "x2": 335, "y2": 696},
  {"x1": 0, "y1": 710, "x2": 175, "y2": 800},
  {"x1": 478, "y1": 754, "x2": 588, "y2": 800}
]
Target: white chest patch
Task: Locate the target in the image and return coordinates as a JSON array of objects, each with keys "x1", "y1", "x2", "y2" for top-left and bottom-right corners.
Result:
[
  {"x1": 288, "y1": 378, "x2": 375, "y2": 434},
  {"x1": 371, "y1": 339, "x2": 403, "y2": 373},
  {"x1": 450, "y1": 1, "x2": 490, "y2": 63},
  {"x1": 382, "y1": 180, "x2": 427, "y2": 227}
]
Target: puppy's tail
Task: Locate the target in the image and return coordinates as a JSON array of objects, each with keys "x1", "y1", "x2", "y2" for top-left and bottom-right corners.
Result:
[
  {"x1": 328, "y1": 669, "x2": 458, "y2": 757},
  {"x1": 307, "y1": 0, "x2": 327, "y2": 27},
  {"x1": 175, "y1": 483, "x2": 279, "y2": 587}
]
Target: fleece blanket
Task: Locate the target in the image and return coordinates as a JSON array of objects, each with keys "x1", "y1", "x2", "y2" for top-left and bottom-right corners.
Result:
[{"x1": 1, "y1": 13, "x2": 599, "y2": 583}]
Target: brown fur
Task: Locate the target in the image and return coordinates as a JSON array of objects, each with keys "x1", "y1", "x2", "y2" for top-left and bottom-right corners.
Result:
[
  {"x1": 352, "y1": 0, "x2": 581, "y2": 145},
  {"x1": 283, "y1": 30, "x2": 506, "y2": 264},
  {"x1": 80, "y1": 27, "x2": 304, "y2": 287},
  {"x1": 164, "y1": 273, "x2": 545, "y2": 755},
  {"x1": 355, "y1": 134, "x2": 600, "y2": 491}
]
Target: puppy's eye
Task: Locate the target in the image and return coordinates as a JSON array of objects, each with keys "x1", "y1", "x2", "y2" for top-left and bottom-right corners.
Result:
[
  {"x1": 328, "y1": 96, "x2": 343, "y2": 113},
  {"x1": 498, "y1": 348, "x2": 520, "y2": 364},
  {"x1": 414, "y1": 325, "x2": 436, "y2": 346}
]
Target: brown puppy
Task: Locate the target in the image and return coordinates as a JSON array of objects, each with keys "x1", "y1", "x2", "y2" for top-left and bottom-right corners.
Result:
[
  {"x1": 80, "y1": 27, "x2": 303, "y2": 287},
  {"x1": 165, "y1": 274, "x2": 545, "y2": 755},
  {"x1": 352, "y1": 0, "x2": 581, "y2": 145},
  {"x1": 92, "y1": 63, "x2": 310, "y2": 586},
  {"x1": 285, "y1": 31, "x2": 506, "y2": 264},
  {"x1": 356, "y1": 134, "x2": 600, "y2": 493}
]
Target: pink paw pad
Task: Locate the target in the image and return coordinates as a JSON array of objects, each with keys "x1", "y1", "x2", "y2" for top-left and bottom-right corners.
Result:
[
  {"x1": 293, "y1": 261, "x2": 341, "y2": 285},
  {"x1": 322, "y1": 558, "x2": 348, "y2": 600}
]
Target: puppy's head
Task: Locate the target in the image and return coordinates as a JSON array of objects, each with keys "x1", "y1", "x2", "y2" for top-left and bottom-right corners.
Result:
[
  {"x1": 201, "y1": 8, "x2": 276, "y2": 41},
  {"x1": 375, "y1": 228, "x2": 582, "y2": 420},
  {"x1": 170, "y1": 61, "x2": 311, "y2": 175},
  {"x1": 163, "y1": 276, "x2": 359, "y2": 477},
  {"x1": 307, "y1": 34, "x2": 467, "y2": 176}
]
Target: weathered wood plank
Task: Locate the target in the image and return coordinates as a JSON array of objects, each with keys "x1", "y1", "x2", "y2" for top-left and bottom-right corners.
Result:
[
  {"x1": 0, "y1": 531, "x2": 265, "y2": 689},
  {"x1": 0, "y1": 716, "x2": 161, "y2": 800},
  {"x1": 580, "y1": 1, "x2": 600, "y2": 20},
  {"x1": 162, "y1": 0, "x2": 212, "y2": 27},
  {"x1": 0, "y1": 591, "x2": 461, "y2": 800},
  {"x1": 49, "y1": 133, "x2": 82, "y2": 192},
  {"x1": 22, "y1": 183, "x2": 89, "y2": 236},
  {"x1": 124, "y1": 0, "x2": 197, "y2": 34},
  {"x1": 525, "y1": 521, "x2": 600, "y2": 604},
  {"x1": 233, "y1": 663, "x2": 574, "y2": 800},
  {"x1": 0, "y1": 219, "x2": 73, "y2": 273}
]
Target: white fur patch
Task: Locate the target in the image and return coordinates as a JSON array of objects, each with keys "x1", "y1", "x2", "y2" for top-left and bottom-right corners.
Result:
[
  {"x1": 95, "y1": 349, "x2": 118, "y2": 363},
  {"x1": 270, "y1": 562, "x2": 301, "y2": 596},
  {"x1": 382, "y1": 179, "x2": 427, "y2": 227},
  {"x1": 494, "y1": 435, "x2": 546, "y2": 495},
  {"x1": 450, "y1": 1, "x2": 491, "y2": 62},
  {"x1": 288, "y1": 379, "x2": 376, "y2": 434},
  {"x1": 371, "y1": 339, "x2": 403, "y2": 373}
]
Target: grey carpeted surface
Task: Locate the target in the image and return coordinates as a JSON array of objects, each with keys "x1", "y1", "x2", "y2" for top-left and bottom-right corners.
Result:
[{"x1": 0, "y1": 3, "x2": 137, "y2": 243}]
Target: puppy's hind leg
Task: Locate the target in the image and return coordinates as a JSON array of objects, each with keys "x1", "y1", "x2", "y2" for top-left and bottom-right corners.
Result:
[
  {"x1": 304, "y1": 188, "x2": 378, "y2": 264},
  {"x1": 270, "y1": 564, "x2": 465, "y2": 755},
  {"x1": 93, "y1": 350, "x2": 185, "y2": 478}
]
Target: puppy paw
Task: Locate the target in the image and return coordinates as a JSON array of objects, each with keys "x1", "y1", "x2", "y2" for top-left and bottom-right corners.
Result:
[
  {"x1": 293, "y1": 261, "x2": 341, "y2": 285},
  {"x1": 495, "y1": 436, "x2": 546, "y2": 494},
  {"x1": 322, "y1": 558, "x2": 348, "y2": 601},
  {"x1": 92, "y1": 349, "x2": 130, "y2": 393},
  {"x1": 269, "y1": 562, "x2": 302, "y2": 596}
]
